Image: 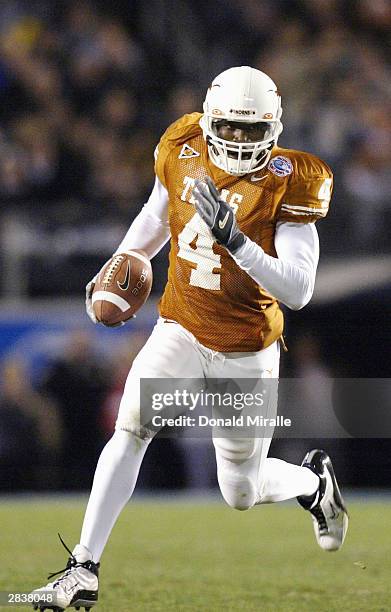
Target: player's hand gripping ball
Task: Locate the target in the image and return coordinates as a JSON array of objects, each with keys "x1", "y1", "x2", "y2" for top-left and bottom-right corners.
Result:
[{"x1": 91, "y1": 250, "x2": 152, "y2": 327}]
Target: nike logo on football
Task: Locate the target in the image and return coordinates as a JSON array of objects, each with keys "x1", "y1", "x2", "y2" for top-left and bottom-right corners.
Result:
[
  {"x1": 250, "y1": 174, "x2": 268, "y2": 182},
  {"x1": 117, "y1": 261, "x2": 131, "y2": 291},
  {"x1": 218, "y1": 211, "x2": 230, "y2": 229}
]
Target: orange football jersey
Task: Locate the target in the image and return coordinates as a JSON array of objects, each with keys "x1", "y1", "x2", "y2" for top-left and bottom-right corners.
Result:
[{"x1": 155, "y1": 113, "x2": 332, "y2": 352}]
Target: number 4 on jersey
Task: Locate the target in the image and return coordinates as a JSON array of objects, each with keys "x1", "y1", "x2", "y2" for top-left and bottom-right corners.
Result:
[
  {"x1": 318, "y1": 178, "x2": 332, "y2": 208},
  {"x1": 177, "y1": 213, "x2": 221, "y2": 290}
]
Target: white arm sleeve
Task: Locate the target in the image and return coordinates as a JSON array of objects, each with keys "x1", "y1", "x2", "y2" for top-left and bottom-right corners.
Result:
[
  {"x1": 231, "y1": 222, "x2": 319, "y2": 310},
  {"x1": 114, "y1": 177, "x2": 170, "y2": 259}
]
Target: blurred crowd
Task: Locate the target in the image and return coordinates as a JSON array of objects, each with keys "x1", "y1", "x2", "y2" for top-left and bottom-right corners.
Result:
[
  {"x1": 0, "y1": 0, "x2": 390, "y2": 297},
  {"x1": 0, "y1": 327, "x2": 215, "y2": 492},
  {"x1": 0, "y1": 329, "x2": 149, "y2": 491}
]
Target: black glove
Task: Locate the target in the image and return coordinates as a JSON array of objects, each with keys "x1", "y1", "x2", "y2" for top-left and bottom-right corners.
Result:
[{"x1": 193, "y1": 176, "x2": 245, "y2": 253}]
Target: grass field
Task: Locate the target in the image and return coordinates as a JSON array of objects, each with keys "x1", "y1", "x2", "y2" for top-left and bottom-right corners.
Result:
[{"x1": 0, "y1": 497, "x2": 390, "y2": 612}]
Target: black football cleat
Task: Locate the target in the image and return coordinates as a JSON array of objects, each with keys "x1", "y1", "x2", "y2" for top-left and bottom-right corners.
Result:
[{"x1": 297, "y1": 449, "x2": 348, "y2": 551}]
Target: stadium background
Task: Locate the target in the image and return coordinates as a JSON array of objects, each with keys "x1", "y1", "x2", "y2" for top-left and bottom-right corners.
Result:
[{"x1": 0, "y1": 0, "x2": 390, "y2": 494}]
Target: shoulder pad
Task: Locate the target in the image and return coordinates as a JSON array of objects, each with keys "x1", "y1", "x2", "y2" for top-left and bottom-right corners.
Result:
[
  {"x1": 154, "y1": 113, "x2": 202, "y2": 187},
  {"x1": 274, "y1": 148, "x2": 333, "y2": 223}
]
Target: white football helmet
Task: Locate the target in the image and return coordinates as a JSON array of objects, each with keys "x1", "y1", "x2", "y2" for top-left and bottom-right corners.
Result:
[{"x1": 200, "y1": 66, "x2": 283, "y2": 176}]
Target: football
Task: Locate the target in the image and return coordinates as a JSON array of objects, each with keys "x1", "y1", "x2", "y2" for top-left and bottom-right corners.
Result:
[{"x1": 92, "y1": 249, "x2": 152, "y2": 326}]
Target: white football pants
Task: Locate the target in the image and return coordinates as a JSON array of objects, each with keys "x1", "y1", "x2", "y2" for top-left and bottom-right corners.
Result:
[{"x1": 116, "y1": 318, "x2": 315, "y2": 510}]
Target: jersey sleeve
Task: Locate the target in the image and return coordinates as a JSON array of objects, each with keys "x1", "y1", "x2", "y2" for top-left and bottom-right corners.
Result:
[
  {"x1": 154, "y1": 113, "x2": 202, "y2": 188},
  {"x1": 278, "y1": 154, "x2": 333, "y2": 224}
]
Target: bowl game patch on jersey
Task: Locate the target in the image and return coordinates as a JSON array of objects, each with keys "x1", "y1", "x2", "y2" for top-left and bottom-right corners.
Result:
[{"x1": 268, "y1": 155, "x2": 293, "y2": 177}]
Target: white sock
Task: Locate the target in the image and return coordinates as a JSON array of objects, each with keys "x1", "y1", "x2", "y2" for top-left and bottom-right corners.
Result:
[
  {"x1": 257, "y1": 458, "x2": 319, "y2": 503},
  {"x1": 80, "y1": 429, "x2": 149, "y2": 562}
]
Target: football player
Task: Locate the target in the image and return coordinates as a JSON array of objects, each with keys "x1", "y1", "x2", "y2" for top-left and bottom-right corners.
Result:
[{"x1": 32, "y1": 66, "x2": 348, "y2": 611}]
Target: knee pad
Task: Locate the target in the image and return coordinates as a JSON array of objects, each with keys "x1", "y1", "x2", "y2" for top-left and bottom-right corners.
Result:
[
  {"x1": 115, "y1": 389, "x2": 155, "y2": 441},
  {"x1": 217, "y1": 469, "x2": 256, "y2": 511},
  {"x1": 115, "y1": 420, "x2": 154, "y2": 441},
  {"x1": 213, "y1": 436, "x2": 257, "y2": 462}
]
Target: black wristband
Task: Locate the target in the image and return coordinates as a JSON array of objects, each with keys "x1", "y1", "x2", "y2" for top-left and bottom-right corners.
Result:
[{"x1": 225, "y1": 231, "x2": 246, "y2": 254}]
